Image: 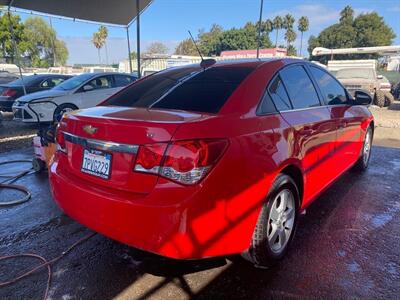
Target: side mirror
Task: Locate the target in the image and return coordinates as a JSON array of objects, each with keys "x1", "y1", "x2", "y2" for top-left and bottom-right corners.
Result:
[
  {"x1": 377, "y1": 75, "x2": 383, "y2": 79},
  {"x1": 354, "y1": 90, "x2": 373, "y2": 105},
  {"x1": 83, "y1": 85, "x2": 94, "y2": 92}
]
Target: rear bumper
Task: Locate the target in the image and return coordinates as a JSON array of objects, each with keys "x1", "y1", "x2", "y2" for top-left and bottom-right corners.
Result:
[{"x1": 49, "y1": 152, "x2": 263, "y2": 259}]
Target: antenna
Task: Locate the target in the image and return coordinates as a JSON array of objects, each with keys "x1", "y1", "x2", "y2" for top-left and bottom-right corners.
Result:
[{"x1": 188, "y1": 30, "x2": 204, "y2": 61}]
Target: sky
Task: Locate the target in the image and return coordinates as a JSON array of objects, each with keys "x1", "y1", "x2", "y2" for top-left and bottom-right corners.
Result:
[{"x1": 13, "y1": 0, "x2": 400, "y2": 65}]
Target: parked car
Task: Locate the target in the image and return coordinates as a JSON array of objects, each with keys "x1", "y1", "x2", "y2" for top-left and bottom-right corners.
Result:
[
  {"x1": 12, "y1": 72, "x2": 137, "y2": 123},
  {"x1": 0, "y1": 74, "x2": 72, "y2": 112},
  {"x1": 49, "y1": 59, "x2": 374, "y2": 268},
  {"x1": 335, "y1": 67, "x2": 393, "y2": 107},
  {"x1": 0, "y1": 70, "x2": 19, "y2": 84},
  {"x1": 392, "y1": 80, "x2": 400, "y2": 100}
]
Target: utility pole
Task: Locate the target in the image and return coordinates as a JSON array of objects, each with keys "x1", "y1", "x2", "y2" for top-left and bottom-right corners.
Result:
[{"x1": 136, "y1": 0, "x2": 141, "y2": 78}]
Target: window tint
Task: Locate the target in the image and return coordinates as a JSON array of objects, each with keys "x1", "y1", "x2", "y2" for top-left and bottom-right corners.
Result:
[
  {"x1": 104, "y1": 66, "x2": 253, "y2": 113},
  {"x1": 258, "y1": 92, "x2": 277, "y2": 114},
  {"x1": 104, "y1": 67, "x2": 200, "y2": 107},
  {"x1": 310, "y1": 66, "x2": 348, "y2": 105},
  {"x1": 268, "y1": 76, "x2": 292, "y2": 111},
  {"x1": 280, "y1": 65, "x2": 320, "y2": 109},
  {"x1": 114, "y1": 75, "x2": 135, "y2": 87}
]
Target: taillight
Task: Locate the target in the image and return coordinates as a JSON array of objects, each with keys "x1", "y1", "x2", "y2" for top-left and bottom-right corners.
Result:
[
  {"x1": 55, "y1": 126, "x2": 66, "y2": 153},
  {"x1": 134, "y1": 139, "x2": 228, "y2": 185},
  {"x1": 134, "y1": 143, "x2": 167, "y2": 174},
  {"x1": 1, "y1": 88, "x2": 17, "y2": 97}
]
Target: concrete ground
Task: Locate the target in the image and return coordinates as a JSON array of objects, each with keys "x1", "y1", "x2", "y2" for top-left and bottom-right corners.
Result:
[{"x1": 0, "y1": 139, "x2": 399, "y2": 299}]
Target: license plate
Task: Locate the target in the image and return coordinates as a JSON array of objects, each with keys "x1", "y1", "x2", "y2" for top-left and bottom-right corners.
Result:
[{"x1": 81, "y1": 149, "x2": 112, "y2": 179}]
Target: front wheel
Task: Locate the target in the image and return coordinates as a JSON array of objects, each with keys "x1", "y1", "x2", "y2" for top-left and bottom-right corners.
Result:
[
  {"x1": 353, "y1": 126, "x2": 373, "y2": 172},
  {"x1": 246, "y1": 174, "x2": 299, "y2": 268}
]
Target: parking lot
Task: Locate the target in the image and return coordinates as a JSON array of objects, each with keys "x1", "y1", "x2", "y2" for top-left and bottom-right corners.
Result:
[{"x1": 0, "y1": 137, "x2": 399, "y2": 299}]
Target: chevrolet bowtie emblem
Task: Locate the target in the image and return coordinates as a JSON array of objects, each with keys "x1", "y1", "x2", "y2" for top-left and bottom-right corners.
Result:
[{"x1": 83, "y1": 125, "x2": 98, "y2": 135}]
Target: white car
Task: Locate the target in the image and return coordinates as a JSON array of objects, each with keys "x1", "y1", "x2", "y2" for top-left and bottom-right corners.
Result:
[{"x1": 12, "y1": 72, "x2": 137, "y2": 123}]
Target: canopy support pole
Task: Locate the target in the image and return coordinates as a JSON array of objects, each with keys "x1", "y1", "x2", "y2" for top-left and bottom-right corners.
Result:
[
  {"x1": 126, "y1": 26, "x2": 133, "y2": 73},
  {"x1": 136, "y1": 0, "x2": 141, "y2": 78},
  {"x1": 7, "y1": 1, "x2": 26, "y2": 95},
  {"x1": 49, "y1": 17, "x2": 56, "y2": 67},
  {"x1": 256, "y1": 0, "x2": 264, "y2": 59}
]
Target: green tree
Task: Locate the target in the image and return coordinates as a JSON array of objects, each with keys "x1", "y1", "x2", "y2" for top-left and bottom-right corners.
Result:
[
  {"x1": 91, "y1": 31, "x2": 104, "y2": 64},
  {"x1": 284, "y1": 27, "x2": 297, "y2": 50},
  {"x1": 340, "y1": 5, "x2": 354, "y2": 25},
  {"x1": 0, "y1": 12, "x2": 28, "y2": 63},
  {"x1": 216, "y1": 22, "x2": 272, "y2": 55},
  {"x1": 353, "y1": 12, "x2": 395, "y2": 47},
  {"x1": 283, "y1": 14, "x2": 295, "y2": 30},
  {"x1": 297, "y1": 16, "x2": 309, "y2": 56},
  {"x1": 24, "y1": 17, "x2": 68, "y2": 67},
  {"x1": 308, "y1": 6, "x2": 395, "y2": 62},
  {"x1": 263, "y1": 18, "x2": 273, "y2": 33},
  {"x1": 287, "y1": 45, "x2": 297, "y2": 56},
  {"x1": 99, "y1": 25, "x2": 108, "y2": 64},
  {"x1": 174, "y1": 38, "x2": 198, "y2": 56},
  {"x1": 272, "y1": 16, "x2": 283, "y2": 48},
  {"x1": 145, "y1": 42, "x2": 169, "y2": 55},
  {"x1": 198, "y1": 24, "x2": 223, "y2": 56}
]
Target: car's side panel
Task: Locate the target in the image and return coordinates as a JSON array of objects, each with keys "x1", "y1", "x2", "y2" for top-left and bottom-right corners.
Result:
[{"x1": 279, "y1": 107, "x2": 338, "y2": 207}]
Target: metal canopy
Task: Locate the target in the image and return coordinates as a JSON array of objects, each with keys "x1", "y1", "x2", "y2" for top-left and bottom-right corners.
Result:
[{"x1": 0, "y1": 0, "x2": 152, "y2": 26}]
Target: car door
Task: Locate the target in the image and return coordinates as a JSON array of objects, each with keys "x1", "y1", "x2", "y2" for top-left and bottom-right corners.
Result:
[
  {"x1": 78, "y1": 75, "x2": 116, "y2": 108},
  {"x1": 276, "y1": 64, "x2": 338, "y2": 206},
  {"x1": 308, "y1": 66, "x2": 363, "y2": 172}
]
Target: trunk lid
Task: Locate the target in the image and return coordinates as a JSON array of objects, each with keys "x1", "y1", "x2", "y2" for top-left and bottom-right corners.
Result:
[{"x1": 61, "y1": 106, "x2": 212, "y2": 193}]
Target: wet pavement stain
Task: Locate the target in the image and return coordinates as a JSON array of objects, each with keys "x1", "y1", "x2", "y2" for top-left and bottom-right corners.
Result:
[{"x1": 0, "y1": 145, "x2": 399, "y2": 299}]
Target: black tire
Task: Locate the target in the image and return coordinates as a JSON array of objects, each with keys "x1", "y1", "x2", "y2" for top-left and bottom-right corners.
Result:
[
  {"x1": 53, "y1": 103, "x2": 78, "y2": 122},
  {"x1": 374, "y1": 90, "x2": 385, "y2": 107},
  {"x1": 352, "y1": 126, "x2": 373, "y2": 172},
  {"x1": 246, "y1": 174, "x2": 299, "y2": 268},
  {"x1": 384, "y1": 92, "x2": 394, "y2": 107}
]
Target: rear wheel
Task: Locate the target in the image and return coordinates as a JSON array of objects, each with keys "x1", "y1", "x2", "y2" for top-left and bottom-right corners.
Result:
[
  {"x1": 246, "y1": 174, "x2": 299, "y2": 268},
  {"x1": 384, "y1": 92, "x2": 394, "y2": 107},
  {"x1": 353, "y1": 126, "x2": 373, "y2": 172},
  {"x1": 53, "y1": 103, "x2": 78, "y2": 122}
]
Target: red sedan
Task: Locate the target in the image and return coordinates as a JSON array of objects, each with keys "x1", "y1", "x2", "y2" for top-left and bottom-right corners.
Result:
[{"x1": 49, "y1": 59, "x2": 374, "y2": 267}]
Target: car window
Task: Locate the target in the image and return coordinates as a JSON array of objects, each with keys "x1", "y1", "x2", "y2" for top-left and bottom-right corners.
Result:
[
  {"x1": 268, "y1": 75, "x2": 292, "y2": 111},
  {"x1": 114, "y1": 75, "x2": 135, "y2": 87},
  {"x1": 40, "y1": 77, "x2": 66, "y2": 88},
  {"x1": 258, "y1": 92, "x2": 277, "y2": 114},
  {"x1": 280, "y1": 65, "x2": 321, "y2": 109},
  {"x1": 86, "y1": 75, "x2": 113, "y2": 90},
  {"x1": 310, "y1": 66, "x2": 348, "y2": 105},
  {"x1": 104, "y1": 66, "x2": 254, "y2": 114}
]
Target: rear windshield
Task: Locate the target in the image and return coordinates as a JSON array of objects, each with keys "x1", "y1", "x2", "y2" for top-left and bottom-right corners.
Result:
[{"x1": 103, "y1": 66, "x2": 253, "y2": 113}]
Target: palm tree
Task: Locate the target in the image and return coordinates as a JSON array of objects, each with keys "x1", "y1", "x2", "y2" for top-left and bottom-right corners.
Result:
[
  {"x1": 92, "y1": 26, "x2": 107, "y2": 64},
  {"x1": 283, "y1": 14, "x2": 295, "y2": 30},
  {"x1": 273, "y1": 16, "x2": 283, "y2": 48},
  {"x1": 264, "y1": 18, "x2": 273, "y2": 33},
  {"x1": 297, "y1": 16, "x2": 309, "y2": 57},
  {"x1": 99, "y1": 25, "x2": 109, "y2": 65},
  {"x1": 285, "y1": 28, "x2": 297, "y2": 50},
  {"x1": 92, "y1": 32, "x2": 104, "y2": 64}
]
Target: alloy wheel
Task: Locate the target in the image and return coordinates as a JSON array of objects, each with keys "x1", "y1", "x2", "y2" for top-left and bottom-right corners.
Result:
[{"x1": 267, "y1": 189, "x2": 295, "y2": 254}]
